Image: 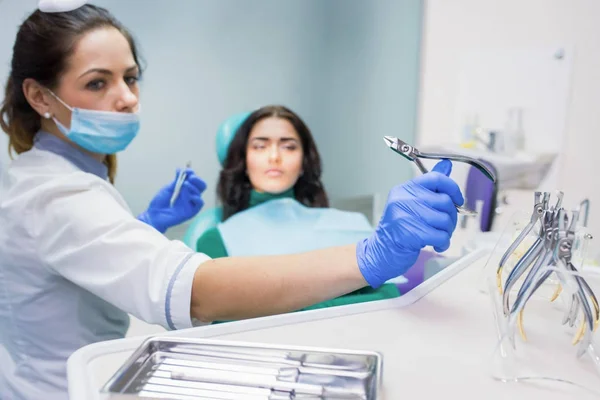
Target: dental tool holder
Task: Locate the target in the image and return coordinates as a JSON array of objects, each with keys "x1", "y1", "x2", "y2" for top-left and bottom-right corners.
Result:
[
  {"x1": 101, "y1": 337, "x2": 382, "y2": 399},
  {"x1": 482, "y1": 191, "x2": 600, "y2": 396}
]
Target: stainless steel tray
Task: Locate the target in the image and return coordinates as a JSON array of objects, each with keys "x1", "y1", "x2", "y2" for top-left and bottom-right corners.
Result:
[{"x1": 100, "y1": 336, "x2": 382, "y2": 399}]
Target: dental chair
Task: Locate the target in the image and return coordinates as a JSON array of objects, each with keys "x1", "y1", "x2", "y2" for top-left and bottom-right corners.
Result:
[
  {"x1": 183, "y1": 111, "x2": 412, "y2": 318},
  {"x1": 182, "y1": 112, "x2": 251, "y2": 249}
]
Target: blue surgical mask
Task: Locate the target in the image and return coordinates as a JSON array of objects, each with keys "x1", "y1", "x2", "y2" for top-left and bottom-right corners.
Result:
[{"x1": 48, "y1": 91, "x2": 140, "y2": 154}]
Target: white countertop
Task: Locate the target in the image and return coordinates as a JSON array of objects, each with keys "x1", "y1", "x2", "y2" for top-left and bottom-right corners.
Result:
[{"x1": 68, "y1": 249, "x2": 600, "y2": 399}]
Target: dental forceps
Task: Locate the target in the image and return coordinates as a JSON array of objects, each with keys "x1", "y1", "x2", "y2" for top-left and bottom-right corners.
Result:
[
  {"x1": 501, "y1": 205, "x2": 555, "y2": 317},
  {"x1": 552, "y1": 210, "x2": 599, "y2": 351},
  {"x1": 500, "y1": 204, "x2": 599, "y2": 354},
  {"x1": 510, "y1": 210, "x2": 561, "y2": 341},
  {"x1": 505, "y1": 202, "x2": 559, "y2": 314},
  {"x1": 496, "y1": 191, "x2": 550, "y2": 294},
  {"x1": 383, "y1": 136, "x2": 497, "y2": 216},
  {"x1": 549, "y1": 198, "x2": 592, "y2": 296},
  {"x1": 500, "y1": 192, "x2": 562, "y2": 311}
]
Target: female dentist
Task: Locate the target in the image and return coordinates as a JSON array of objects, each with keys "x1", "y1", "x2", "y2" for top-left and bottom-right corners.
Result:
[{"x1": 0, "y1": 2, "x2": 463, "y2": 399}]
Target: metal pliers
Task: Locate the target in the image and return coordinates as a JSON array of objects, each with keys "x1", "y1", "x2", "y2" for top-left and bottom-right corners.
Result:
[
  {"x1": 501, "y1": 193, "x2": 562, "y2": 316},
  {"x1": 552, "y1": 210, "x2": 599, "y2": 355},
  {"x1": 496, "y1": 192, "x2": 551, "y2": 294},
  {"x1": 502, "y1": 201, "x2": 557, "y2": 317},
  {"x1": 383, "y1": 136, "x2": 497, "y2": 216},
  {"x1": 509, "y1": 208, "x2": 561, "y2": 343},
  {"x1": 504, "y1": 208, "x2": 599, "y2": 354}
]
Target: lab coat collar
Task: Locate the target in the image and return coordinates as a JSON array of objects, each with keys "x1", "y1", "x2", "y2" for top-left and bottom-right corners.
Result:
[{"x1": 34, "y1": 131, "x2": 109, "y2": 180}]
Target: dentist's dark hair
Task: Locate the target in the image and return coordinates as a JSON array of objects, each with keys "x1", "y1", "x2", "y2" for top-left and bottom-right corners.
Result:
[
  {"x1": 0, "y1": 4, "x2": 143, "y2": 183},
  {"x1": 217, "y1": 105, "x2": 329, "y2": 221}
]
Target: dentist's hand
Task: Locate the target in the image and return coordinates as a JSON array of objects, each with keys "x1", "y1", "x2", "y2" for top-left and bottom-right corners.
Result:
[
  {"x1": 356, "y1": 160, "x2": 463, "y2": 288},
  {"x1": 137, "y1": 168, "x2": 207, "y2": 233}
]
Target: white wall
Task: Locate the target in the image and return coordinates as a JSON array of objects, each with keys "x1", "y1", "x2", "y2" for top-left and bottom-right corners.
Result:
[
  {"x1": 418, "y1": 0, "x2": 600, "y2": 236},
  {"x1": 0, "y1": 0, "x2": 423, "y2": 235}
]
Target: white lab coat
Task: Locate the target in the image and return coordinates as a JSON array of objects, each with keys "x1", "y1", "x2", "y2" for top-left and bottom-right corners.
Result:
[{"x1": 0, "y1": 147, "x2": 210, "y2": 399}]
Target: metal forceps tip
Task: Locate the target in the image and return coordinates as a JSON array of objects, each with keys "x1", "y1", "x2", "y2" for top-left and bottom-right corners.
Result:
[{"x1": 383, "y1": 136, "x2": 497, "y2": 216}]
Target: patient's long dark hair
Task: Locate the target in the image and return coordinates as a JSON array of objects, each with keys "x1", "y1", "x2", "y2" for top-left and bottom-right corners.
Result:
[{"x1": 217, "y1": 105, "x2": 329, "y2": 221}]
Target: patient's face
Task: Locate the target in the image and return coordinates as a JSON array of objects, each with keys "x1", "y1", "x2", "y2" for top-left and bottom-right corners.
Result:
[{"x1": 246, "y1": 117, "x2": 303, "y2": 194}]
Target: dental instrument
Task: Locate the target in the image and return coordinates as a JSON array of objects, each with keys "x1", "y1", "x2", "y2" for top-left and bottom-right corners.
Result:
[
  {"x1": 169, "y1": 161, "x2": 192, "y2": 207},
  {"x1": 383, "y1": 136, "x2": 497, "y2": 216},
  {"x1": 101, "y1": 337, "x2": 381, "y2": 399},
  {"x1": 497, "y1": 192, "x2": 554, "y2": 313},
  {"x1": 495, "y1": 191, "x2": 599, "y2": 356},
  {"x1": 496, "y1": 192, "x2": 549, "y2": 293}
]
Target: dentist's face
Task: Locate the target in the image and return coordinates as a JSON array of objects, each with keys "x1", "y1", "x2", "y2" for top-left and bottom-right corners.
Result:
[
  {"x1": 245, "y1": 117, "x2": 304, "y2": 194},
  {"x1": 45, "y1": 27, "x2": 140, "y2": 131}
]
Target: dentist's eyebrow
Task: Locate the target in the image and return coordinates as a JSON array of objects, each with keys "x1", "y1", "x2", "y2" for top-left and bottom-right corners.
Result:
[{"x1": 78, "y1": 65, "x2": 138, "y2": 79}]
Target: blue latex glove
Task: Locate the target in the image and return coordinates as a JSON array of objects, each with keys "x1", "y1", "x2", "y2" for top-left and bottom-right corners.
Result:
[
  {"x1": 356, "y1": 159, "x2": 464, "y2": 288},
  {"x1": 137, "y1": 168, "x2": 207, "y2": 233}
]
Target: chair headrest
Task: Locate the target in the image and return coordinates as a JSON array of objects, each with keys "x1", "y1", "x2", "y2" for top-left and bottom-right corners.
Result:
[{"x1": 216, "y1": 111, "x2": 252, "y2": 166}]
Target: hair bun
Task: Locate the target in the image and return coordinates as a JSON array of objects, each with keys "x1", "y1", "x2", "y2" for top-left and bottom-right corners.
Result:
[{"x1": 38, "y1": 0, "x2": 88, "y2": 13}]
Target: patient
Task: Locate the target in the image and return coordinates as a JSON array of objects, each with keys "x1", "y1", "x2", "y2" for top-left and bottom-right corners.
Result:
[{"x1": 196, "y1": 105, "x2": 401, "y2": 310}]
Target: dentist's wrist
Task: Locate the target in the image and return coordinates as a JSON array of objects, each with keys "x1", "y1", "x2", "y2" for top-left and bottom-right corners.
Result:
[{"x1": 356, "y1": 237, "x2": 384, "y2": 289}]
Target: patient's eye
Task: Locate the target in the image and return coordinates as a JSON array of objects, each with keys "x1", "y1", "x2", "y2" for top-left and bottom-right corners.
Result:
[
  {"x1": 282, "y1": 143, "x2": 298, "y2": 151},
  {"x1": 124, "y1": 75, "x2": 139, "y2": 86},
  {"x1": 251, "y1": 141, "x2": 267, "y2": 150}
]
